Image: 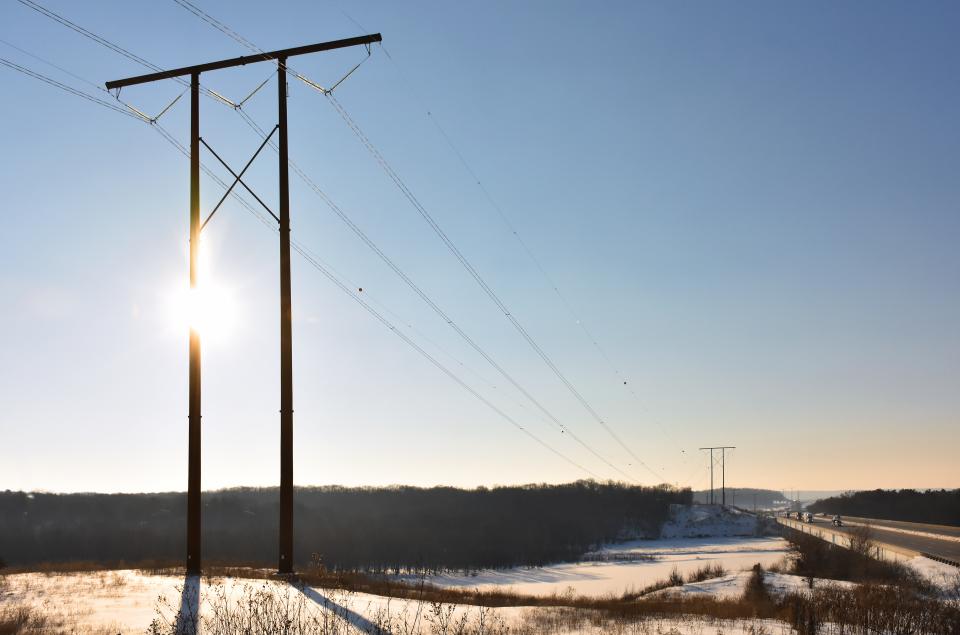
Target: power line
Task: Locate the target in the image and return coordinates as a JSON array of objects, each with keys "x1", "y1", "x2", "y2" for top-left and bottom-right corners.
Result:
[
  {"x1": 201, "y1": 172, "x2": 600, "y2": 480},
  {"x1": 166, "y1": 0, "x2": 663, "y2": 483},
  {"x1": 293, "y1": 241, "x2": 602, "y2": 480},
  {"x1": 368, "y1": 37, "x2": 695, "y2": 481},
  {"x1": 15, "y1": 0, "x2": 159, "y2": 72},
  {"x1": 163, "y1": 3, "x2": 644, "y2": 484},
  {"x1": 0, "y1": 38, "x2": 196, "y2": 126},
  {"x1": 229, "y1": 107, "x2": 637, "y2": 483},
  {"x1": 0, "y1": 56, "x2": 143, "y2": 120},
  {"x1": 336, "y1": 6, "x2": 694, "y2": 484},
  {"x1": 13, "y1": 0, "x2": 240, "y2": 108},
  {"x1": 2, "y1": 40, "x2": 602, "y2": 483},
  {"x1": 0, "y1": 47, "x2": 274, "y2": 231},
  {"x1": 169, "y1": 0, "x2": 372, "y2": 97},
  {"x1": 170, "y1": 0, "x2": 261, "y2": 54},
  {"x1": 434, "y1": 105, "x2": 690, "y2": 465},
  {"x1": 1, "y1": 36, "x2": 110, "y2": 91},
  {"x1": 22, "y1": 0, "x2": 645, "y2": 484},
  {"x1": 321, "y1": 91, "x2": 666, "y2": 483}
]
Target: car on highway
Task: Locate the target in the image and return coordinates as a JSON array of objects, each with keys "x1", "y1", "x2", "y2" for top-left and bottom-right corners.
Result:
[{"x1": 832, "y1": 514, "x2": 843, "y2": 527}]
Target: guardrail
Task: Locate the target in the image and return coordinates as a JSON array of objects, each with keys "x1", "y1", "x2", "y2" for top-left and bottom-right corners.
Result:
[{"x1": 921, "y1": 552, "x2": 960, "y2": 568}]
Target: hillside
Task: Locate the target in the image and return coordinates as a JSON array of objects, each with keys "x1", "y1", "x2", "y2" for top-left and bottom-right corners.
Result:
[{"x1": 660, "y1": 503, "x2": 775, "y2": 538}]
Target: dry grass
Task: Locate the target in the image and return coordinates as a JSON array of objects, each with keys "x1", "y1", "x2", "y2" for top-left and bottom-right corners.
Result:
[
  {"x1": 2, "y1": 558, "x2": 182, "y2": 576},
  {"x1": 0, "y1": 606, "x2": 43, "y2": 635},
  {"x1": 0, "y1": 602, "x2": 117, "y2": 635},
  {"x1": 685, "y1": 562, "x2": 727, "y2": 584}
]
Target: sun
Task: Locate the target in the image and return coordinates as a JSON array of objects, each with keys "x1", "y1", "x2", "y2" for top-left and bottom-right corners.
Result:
[
  {"x1": 165, "y1": 240, "x2": 237, "y2": 344},
  {"x1": 168, "y1": 283, "x2": 237, "y2": 341}
]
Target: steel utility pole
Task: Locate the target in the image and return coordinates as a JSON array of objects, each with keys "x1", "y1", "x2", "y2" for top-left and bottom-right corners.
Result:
[
  {"x1": 699, "y1": 446, "x2": 735, "y2": 506},
  {"x1": 106, "y1": 34, "x2": 382, "y2": 576}
]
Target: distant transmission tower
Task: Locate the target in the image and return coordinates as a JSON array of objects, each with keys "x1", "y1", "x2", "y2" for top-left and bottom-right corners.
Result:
[{"x1": 699, "y1": 446, "x2": 735, "y2": 506}]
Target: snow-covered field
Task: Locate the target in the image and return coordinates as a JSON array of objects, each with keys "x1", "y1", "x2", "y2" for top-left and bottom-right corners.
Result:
[
  {"x1": 4, "y1": 554, "x2": 957, "y2": 634},
  {"x1": 409, "y1": 505, "x2": 786, "y2": 598},
  {"x1": 5, "y1": 563, "x2": 956, "y2": 634},
  {"x1": 1, "y1": 569, "x2": 798, "y2": 635},
  {"x1": 3, "y1": 571, "x2": 524, "y2": 634},
  {"x1": 416, "y1": 536, "x2": 789, "y2": 598}
]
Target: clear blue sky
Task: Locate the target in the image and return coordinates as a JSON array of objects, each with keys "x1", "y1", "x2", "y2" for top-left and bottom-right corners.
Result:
[{"x1": 1, "y1": 1, "x2": 957, "y2": 493}]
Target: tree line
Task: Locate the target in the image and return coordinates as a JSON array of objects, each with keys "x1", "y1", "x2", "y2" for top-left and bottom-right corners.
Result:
[
  {"x1": 0, "y1": 481, "x2": 690, "y2": 571},
  {"x1": 808, "y1": 489, "x2": 960, "y2": 526}
]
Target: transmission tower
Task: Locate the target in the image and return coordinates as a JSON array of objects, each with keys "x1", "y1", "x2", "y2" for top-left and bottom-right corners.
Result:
[
  {"x1": 699, "y1": 446, "x2": 735, "y2": 506},
  {"x1": 106, "y1": 34, "x2": 382, "y2": 575}
]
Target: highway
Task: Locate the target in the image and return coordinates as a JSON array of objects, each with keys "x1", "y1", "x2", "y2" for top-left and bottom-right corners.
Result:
[{"x1": 801, "y1": 514, "x2": 960, "y2": 565}]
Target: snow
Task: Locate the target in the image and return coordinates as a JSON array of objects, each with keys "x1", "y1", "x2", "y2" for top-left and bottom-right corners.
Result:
[
  {"x1": 0, "y1": 570, "x2": 800, "y2": 634},
  {"x1": 2, "y1": 570, "x2": 181, "y2": 632},
  {"x1": 762, "y1": 572, "x2": 856, "y2": 596},
  {"x1": 660, "y1": 504, "x2": 766, "y2": 538},
  {"x1": 0, "y1": 570, "x2": 527, "y2": 634},
  {"x1": 647, "y1": 571, "x2": 856, "y2": 601},
  {"x1": 522, "y1": 614, "x2": 797, "y2": 634},
  {"x1": 647, "y1": 571, "x2": 750, "y2": 600},
  {"x1": 402, "y1": 505, "x2": 787, "y2": 598},
  {"x1": 414, "y1": 536, "x2": 789, "y2": 598},
  {"x1": 906, "y1": 556, "x2": 960, "y2": 594}
]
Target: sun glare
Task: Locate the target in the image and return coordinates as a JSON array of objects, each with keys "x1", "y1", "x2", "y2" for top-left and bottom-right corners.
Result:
[
  {"x1": 168, "y1": 283, "x2": 237, "y2": 341},
  {"x1": 165, "y1": 239, "x2": 237, "y2": 344}
]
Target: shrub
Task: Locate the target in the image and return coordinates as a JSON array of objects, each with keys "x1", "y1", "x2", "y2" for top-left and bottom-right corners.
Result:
[
  {"x1": 686, "y1": 562, "x2": 726, "y2": 583},
  {"x1": 784, "y1": 527, "x2": 919, "y2": 587},
  {"x1": 668, "y1": 566, "x2": 685, "y2": 587},
  {"x1": 742, "y1": 564, "x2": 773, "y2": 613},
  {"x1": 0, "y1": 605, "x2": 47, "y2": 635}
]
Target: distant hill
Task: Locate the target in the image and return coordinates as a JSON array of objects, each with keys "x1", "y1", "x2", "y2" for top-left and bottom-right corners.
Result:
[
  {"x1": 692, "y1": 488, "x2": 786, "y2": 509},
  {"x1": 0, "y1": 481, "x2": 690, "y2": 571},
  {"x1": 808, "y1": 489, "x2": 960, "y2": 526},
  {"x1": 661, "y1": 503, "x2": 777, "y2": 537}
]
